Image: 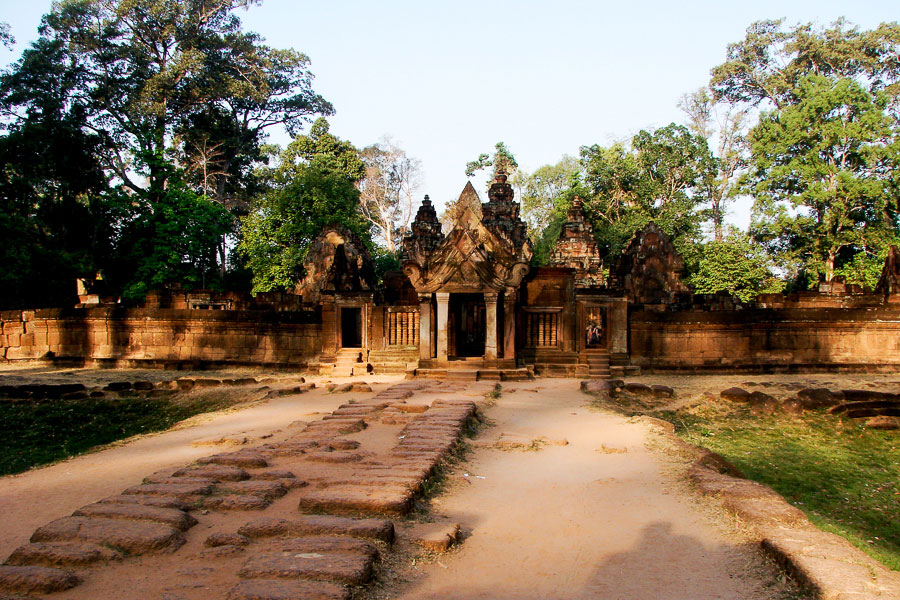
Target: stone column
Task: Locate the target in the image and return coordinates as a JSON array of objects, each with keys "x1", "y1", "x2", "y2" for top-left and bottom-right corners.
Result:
[
  {"x1": 436, "y1": 292, "x2": 450, "y2": 363},
  {"x1": 484, "y1": 292, "x2": 499, "y2": 360},
  {"x1": 418, "y1": 293, "x2": 432, "y2": 360},
  {"x1": 504, "y1": 289, "x2": 516, "y2": 361}
]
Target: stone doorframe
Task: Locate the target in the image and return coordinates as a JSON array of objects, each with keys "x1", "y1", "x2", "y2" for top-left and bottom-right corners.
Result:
[
  {"x1": 575, "y1": 295, "x2": 629, "y2": 361},
  {"x1": 418, "y1": 289, "x2": 515, "y2": 365},
  {"x1": 336, "y1": 300, "x2": 369, "y2": 351}
]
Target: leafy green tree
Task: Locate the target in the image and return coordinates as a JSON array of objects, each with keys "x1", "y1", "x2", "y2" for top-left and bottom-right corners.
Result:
[
  {"x1": 710, "y1": 19, "x2": 900, "y2": 111},
  {"x1": 581, "y1": 124, "x2": 714, "y2": 268},
  {"x1": 689, "y1": 230, "x2": 784, "y2": 302},
  {"x1": 276, "y1": 118, "x2": 365, "y2": 182},
  {"x1": 110, "y1": 156, "x2": 233, "y2": 300},
  {"x1": 746, "y1": 75, "x2": 900, "y2": 284},
  {"x1": 0, "y1": 22, "x2": 14, "y2": 49},
  {"x1": 358, "y1": 138, "x2": 422, "y2": 251},
  {"x1": 238, "y1": 167, "x2": 367, "y2": 292},
  {"x1": 465, "y1": 141, "x2": 519, "y2": 179}
]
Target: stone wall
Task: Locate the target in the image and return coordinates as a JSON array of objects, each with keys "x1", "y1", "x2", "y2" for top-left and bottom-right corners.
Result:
[
  {"x1": 0, "y1": 307, "x2": 321, "y2": 368},
  {"x1": 631, "y1": 308, "x2": 900, "y2": 372}
]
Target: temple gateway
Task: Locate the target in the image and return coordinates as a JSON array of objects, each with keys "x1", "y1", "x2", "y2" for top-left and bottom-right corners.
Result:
[{"x1": 300, "y1": 174, "x2": 682, "y2": 380}]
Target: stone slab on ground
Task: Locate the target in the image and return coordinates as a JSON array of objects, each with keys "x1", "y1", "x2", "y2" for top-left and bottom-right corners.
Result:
[
  {"x1": 172, "y1": 464, "x2": 251, "y2": 481},
  {"x1": 408, "y1": 523, "x2": 461, "y2": 553},
  {"x1": 122, "y1": 482, "x2": 213, "y2": 498},
  {"x1": 227, "y1": 578, "x2": 350, "y2": 600},
  {"x1": 72, "y1": 502, "x2": 198, "y2": 531},
  {"x1": 0, "y1": 565, "x2": 80, "y2": 595},
  {"x1": 297, "y1": 484, "x2": 415, "y2": 516},
  {"x1": 196, "y1": 451, "x2": 269, "y2": 469},
  {"x1": 238, "y1": 551, "x2": 374, "y2": 585},
  {"x1": 97, "y1": 494, "x2": 194, "y2": 511},
  {"x1": 30, "y1": 516, "x2": 185, "y2": 554},
  {"x1": 4, "y1": 542, "x2": 122, "y2": 568},
  {"x1": 237, "y1": 516, "x2": 395, "y2": 544},
  {"x1": 276, "y1": 536, "x2": 378, "y2": 560}
]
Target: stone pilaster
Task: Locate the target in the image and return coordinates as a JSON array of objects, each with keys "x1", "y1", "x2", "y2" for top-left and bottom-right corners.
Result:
[
  {"x1": 436, "y1": 292, "x2": 450, "y2": 363},
  {"x1": 484, "y1": 292, "x2": 499, "y2": 360},
  {"x1": 503, "y1": 289, "x2": 516, "y2": 361}
]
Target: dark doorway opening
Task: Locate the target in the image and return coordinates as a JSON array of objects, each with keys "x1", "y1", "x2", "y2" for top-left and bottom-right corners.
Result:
[
  {"x1": 341, "y1": 307, "x2": 363, "y2": 348},
  {"x1": 449, "y1": 293, "x2": 485, "y2": 357}
]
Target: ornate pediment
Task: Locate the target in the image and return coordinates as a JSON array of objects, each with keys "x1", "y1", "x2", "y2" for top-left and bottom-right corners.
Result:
[{"x1": 402, "y1": 178, "x2": 531, "y2": 293}]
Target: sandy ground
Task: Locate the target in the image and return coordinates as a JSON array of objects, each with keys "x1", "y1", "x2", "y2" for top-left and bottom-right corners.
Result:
[{"x1": 394, "y1": 378, "x2": 803, "y2": 600}]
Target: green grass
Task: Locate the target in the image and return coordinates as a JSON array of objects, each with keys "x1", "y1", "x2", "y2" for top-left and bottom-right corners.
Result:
[
  {"x1": 650, "y1": 401, "x2": 900, "y2": 571},
  {"x1": 0, "y1": 392, "x2": 244, "y2": 476}
]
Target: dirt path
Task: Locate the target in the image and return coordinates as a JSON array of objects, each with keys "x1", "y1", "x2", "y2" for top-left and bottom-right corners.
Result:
[
  {"x1": 0, "y1": 375, "x2": 400, "y2": 560},
  {"x1": 396, "y1": 379, "x2": 802, "y2": 599}
]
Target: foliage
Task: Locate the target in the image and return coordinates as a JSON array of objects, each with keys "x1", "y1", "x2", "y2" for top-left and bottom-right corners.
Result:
[
  {"x1": 358, "y1": 138, "x2": 422, "y2": 251},
  {"x1": 276, "y1": 118, "x2": 365, "y2": 182},
  {"x1": 710, "y1": 19, "x2": 900, "y2": 111},
  {"x1": 688, "y1": 230, "x2": 784, "y2": 301},
  {"x1": 513, "y1": 155, "x2": 580, "y2": 242},
  {"x1": 0, "y1": 390, "x2": 249, "y2": 476},
  {"x1": 0, "y1": 107, "x2": 110, "y2": 309},
  {"x1": 0, "y1": 21, "x2": 13, "y2": 49},
  {"x1": 0, "y1": 0, "x2": 332, "y2": 298},
  {"x1": 465, "y1": 141, "x2": 519, "y2": 179},
  {"x1": 111, "y1": 156, "x2": 234, "y2": 300},
  {"x1": 746, "y1": 75, "x2": 900, "y2": 283},
  {"x1": 239, "y1": 166, "x2": 367, "y2": 292},
  {"x1": 581, "y1": 124, "x2": 714, "y2": 268}
]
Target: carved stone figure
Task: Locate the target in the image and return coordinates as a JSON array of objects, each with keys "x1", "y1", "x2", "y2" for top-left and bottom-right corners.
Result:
[
  {"x1": 609, "y1": 222, "x2": 689, "y2": 305},
  {"x1": 295, "y1": 227, "x2": 375, "y2": 301}
]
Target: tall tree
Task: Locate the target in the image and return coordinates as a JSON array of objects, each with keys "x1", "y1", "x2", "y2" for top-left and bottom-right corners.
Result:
[
  {"x1": 689, "y1": 229, "x2": 784, "y2": 302},
  {"x1": 465, "y1": 141, "x2": 519, "y2": 179},
  {"x1": 746, "y1": 74, "x2": 900, "y2": 283},
  {"x1": 678, "y1": 87, "x2": 749, "y2": 240},
  {"x1": 358, "y1": 138, "x2": 422, "y2": 252}
]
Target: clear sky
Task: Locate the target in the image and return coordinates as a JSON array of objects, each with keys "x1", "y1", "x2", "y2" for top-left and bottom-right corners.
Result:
[{"x1": 1, "y1": 0, "x2": 898, "y2": 227}]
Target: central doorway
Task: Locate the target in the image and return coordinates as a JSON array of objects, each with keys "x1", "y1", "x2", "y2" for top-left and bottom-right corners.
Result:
[
  {"x1": 449, "y1": 293, "x2": 485, "y2": 357},
  {"x1": 340, "y1": 306, "x2": 363, "y2": 348}
]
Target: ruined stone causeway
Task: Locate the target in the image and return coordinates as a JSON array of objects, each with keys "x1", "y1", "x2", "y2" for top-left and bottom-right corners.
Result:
[{"x1": 0, "y1": 380, "x2": 476, "y2": 599}]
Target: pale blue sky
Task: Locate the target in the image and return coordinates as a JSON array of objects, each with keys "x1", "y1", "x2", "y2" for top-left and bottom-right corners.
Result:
[{"x1": 1, "y1": 1, "x2": 897, "y2": 227}]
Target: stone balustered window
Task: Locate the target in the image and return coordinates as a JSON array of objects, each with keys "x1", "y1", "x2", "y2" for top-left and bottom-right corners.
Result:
[
  {"x1": 387, "y1": 310, "x2": 420, "y2": 347},
  {"x1": 525, "y1": 312, "x2": 558, "y2": 347}
]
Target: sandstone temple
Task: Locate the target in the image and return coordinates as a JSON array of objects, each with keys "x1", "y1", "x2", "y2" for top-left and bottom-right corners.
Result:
[{"x1": 2, "y1": 175, "x2": 900, "y2": 378}]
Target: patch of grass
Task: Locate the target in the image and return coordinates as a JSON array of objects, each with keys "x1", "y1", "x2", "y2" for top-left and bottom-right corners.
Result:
[
  {"x1": 631, "y1": 396, "x2": 900, "y2": 571},
  {"x1": 0, "y1": 390, "x2": 245, "y2": 476}
]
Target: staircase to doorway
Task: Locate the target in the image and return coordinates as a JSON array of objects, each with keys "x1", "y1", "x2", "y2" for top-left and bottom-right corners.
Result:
[
  {"x1": 332, "y1": 348, "x2": 367, "y2": 377},
  {"x1": 583, "y1": 348, "x2": 610, "y2": 379}
]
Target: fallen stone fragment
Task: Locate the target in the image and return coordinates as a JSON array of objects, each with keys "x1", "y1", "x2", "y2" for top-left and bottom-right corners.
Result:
[
  {"x1": 796, "y1": 388, "x2": 843, "y2": 410},
  {"x1": 73, "y1": 502, "x2": 197, "y2": 531},
  {"x1": 227, "y1": 579, "x2": 349, "y2": 600},
  {"x1": 97, "y1": 494, "x2": 193, "y2": 511},
  {"x1": 303, "y1": 452, "x2": 364, "y2": 464},
  {"x1": 721, "y1": 496, "x2": 810, "y2": 530},
  {"x1": 31, "y1": 517, "x2": 185, "y2": 554},
  {"x1": 237, "y1": 516, "x2": 394, "y2": 543},
  {"x1": 651, "y1": 384, "x2": 674, "y2": 398},
  {"x1": 865, "y1": 415, "x2": 900, "y2": 430},
  {"x1": 410, "y1": 523, "x2": 460, "y2": 553},
  {"x1": 197, "y1": 452, "x2": 269, "y2": 469},
  {"x1": 122, "y1": 482, "x2": 213, "y2": 498},
  {"x1": 238, "y1": 551, "x2": 374, "y2": 585},
  {"x1": 0, "y1": 566, "x2": 80, "y2": 595},
  {"x1": 747, "y1": 391, "x2": 780, "y2": 414},
  {"x1": 5, "y1": 542, "x2": 122, "y2": 568},
  {"x1": 205, "y1": 533, "x2": 251, "y2": 548},
  {"x1": 720, "y1": 387, "x2": 750, "y2": 402},
  {"x1": 253, "y1": 470, "x2": 297, "y2": 481},
  {"x1": 172, "y1": 465, "x2": 251, "y2": 481},
  {"x1": 200, "y1": 545, "x2": 247, "y2": 558}
]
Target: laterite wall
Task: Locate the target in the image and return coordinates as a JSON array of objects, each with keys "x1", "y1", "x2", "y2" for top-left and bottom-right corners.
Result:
[
  {"x1": 630, "y1": 308, "x2": 900, "y2": 372},
  {"x1": 0, "y1": 307, "x2": 321, "y2": 367}
]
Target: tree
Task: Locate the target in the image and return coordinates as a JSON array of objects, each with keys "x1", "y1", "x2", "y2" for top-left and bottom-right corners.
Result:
[
  {"x1": 689, "y1": 230, "x2": 784, "y2": 302},
  {"x1": 678, "y1": 87, "x2": 749, "y2": 240},
  {"x1": 275, "y1": 118, "x2": 365, "y2": 182},
  {"x1": 0, "y1": 22, "x2": 14, "y2": 49},
  {"x1": 745, "y1": 75, "x2": 900, "y2": 284},
  {"x1": 581, "y1": 124, "x2": 714, "y2": 267},
  {"x1": 358, "y1": 138, "x2": 422, "y2": 252},
  {"x1": 238, "y1": 167, "x2": 366, "y2": 292},
  {"x1": 465, "y1": 141, "x2": 519, "y2": 179},
  {"x1": 709, "y1": 19, "x2": 900, "y2": 111}
]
